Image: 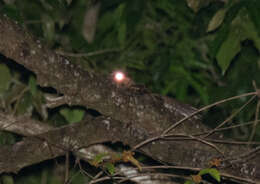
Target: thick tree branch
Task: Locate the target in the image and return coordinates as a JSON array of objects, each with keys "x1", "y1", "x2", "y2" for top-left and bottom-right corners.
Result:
[
  {"x1": 0, "y1": 112, "x2": 260, "y2": 182},
  {"x1": 0, "y1": 14, "x2": 202, "y2": 137},
  {"x1": 0, "y1": 113, "x2": 172, "y2": 184}
]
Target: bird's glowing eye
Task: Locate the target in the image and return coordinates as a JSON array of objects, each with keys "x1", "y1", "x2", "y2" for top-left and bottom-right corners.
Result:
[{"x1": 114, "y1": 71, "x2": 125, "y2": 82}]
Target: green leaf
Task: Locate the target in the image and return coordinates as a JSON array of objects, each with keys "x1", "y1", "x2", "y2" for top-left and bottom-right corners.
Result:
[
  {"x1": 29, "y1": 75, "x2": 37, "y2": 97},
  {"x1": 1, "y1": 175, "x2": 14, "y2": 184},
  {"x1": 114, "y1": 3, "x2": 127, "y2": 48},
  {"x1": 199, "y1": 168, "x2": 221, "y2": 182},
  {"x1": 118, "y1": 23, "x2": 126, "y2": 48},
  {"x1": 184, "y1": 180, "x2": 195, "y2": 184},
  {"x1": 238, "y1": 9, "x2": 260, "y2": 51},
  {"x1": 207, "y1": 8, "x2": 227, "y2": 32},
  {"x1": 143, "y1": 29, "x2": 156, "y2": 51},
  {"x1": 60, "y1": 107, "x2": 85, "y2": 123},
  {"x1": 32, "y1": 92, "x2": 48, "y2": 120},
  {"x1": 0, "y1": 132, "x2": 16, "y2": 145},
  {"x1": 114, "y1": 3, "x2": 126, "y2": 23},
  {"x1": 3, "y1": 83, "x2": 26, "y2": 108},
  {"x1": 41, "y1": 14, "x2": 55, "y2": 45},
  {"x1": 16, "y1": 92, "x2": 33, "y2": 115},
  {"x1": 199, "y1": 168, "x2": 211, "y2": 175},
  {"x1": 216, "y1": 7, "x2": 260, "y2": 74},
  {"x1": 0, "y1": 63, "x2": 12, "y2": 95},
  {"x1": 170, "y1": 66, "x2": 208, "y2": 104},
  {"x1": 98, "y1": 11, "x2": 115, "y2": 33},
  {"x1": 28, "y1": 75, "x2": 48, "y2": 119},
  {"x1": 216, "y1": 26, "x2": 241, "y2": 75},
  {"x1": 1, "y1": 4, "x2": 23, "y2": 23},
  {"x1": 209, "y1": 25, "x2": 229, "y2": 58},
  {"x1": 186, "y1": 0, "x2": 211, "y2": 13},
  {"x1": 104, "y1": 162, "x2": 115, "y2": 175},
  {"x1": 82, "y1": 2, "x2": 100, "y2": 43},
  {"x1": 246, "y1": 1, "x2": 260, "y2": 35},
  {"x1": 92, "y1": 153, "x2": 109, "y2": 165}
]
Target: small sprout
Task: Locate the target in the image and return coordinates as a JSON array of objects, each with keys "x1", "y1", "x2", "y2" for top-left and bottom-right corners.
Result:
[
  {"x1": 209, "y1": 158, "x2": 221, "y2": 168},
  {"x1": 122, "y1": 151, "x2": 142, "y2": 171},
  {"x1": 89, "y1": 153, "x2": 109, "y2": 167},
  {"x1": 110, "y1": 153, "x2": 122, "y2": 163},
  {"x1": 191, "y1": 174, "x2": 202, "y2": 184},
  {"x1": 104, "y1": 163, "x2": 115, "y2": 175},
  {"x1": 89, "y1": 150, "x2": 142, "y2": 173}
]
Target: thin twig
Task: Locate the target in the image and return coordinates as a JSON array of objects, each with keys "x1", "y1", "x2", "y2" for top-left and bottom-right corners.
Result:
[
  {"x1": 187, "y1": 135, "x2": 224, "y2": 156},
  {"x1": 223, "y1": 146, "x2": 260, "y2": 162},
  {"x1": 89, "y1": 176, "x2": 124, "y2": 184},
  {"x1": 65, "y1": 152, "x2": 69, "y2": 183},
  {"x1": 56, "y1": 49, "x2": 121, "y2": 58},
  {"x1": 77, "y1": 159, "x2": 94, "y2": 179},
  {"x1": 118, "y1": 172, "x2": 190, "y2": 183},
  {"x1": 196, "y1": 120, "x2": 258, "y2": 135},
  {"x1": 158, "y1": 133, "x2": 225, "y2": 156},
  {"x1": 204, "y1": 138, "x2": 260, "y2": 145},
  {"x1": 249, "y1": 82, "x2": 260, "y2": 142},
  {"x1": 115, "y1": 165, "x2": 258, "y2": 184},
  {"x1": 131, "y1": 135, "x2": 161, "y2": 151},
  {"x1": 203, "y1": 95, "x2": 256, "y2": 138},
  {"x1": 162, "y1": 92, "x2": 256, "y2": 135},
  {"x1": 132, "y1": 92, "x2": 257, "y2": 151}
]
